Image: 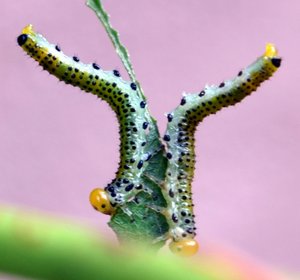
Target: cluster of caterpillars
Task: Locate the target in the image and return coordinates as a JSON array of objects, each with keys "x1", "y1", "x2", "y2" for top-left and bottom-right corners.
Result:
[{"x1": 18, "y1": 25, "x2": 281, "y2": 257}]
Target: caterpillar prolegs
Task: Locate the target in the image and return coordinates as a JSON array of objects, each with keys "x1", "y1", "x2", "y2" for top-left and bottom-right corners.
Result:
[{"x1": 18, "y1": 24, "x2": 281, "y2": 256}]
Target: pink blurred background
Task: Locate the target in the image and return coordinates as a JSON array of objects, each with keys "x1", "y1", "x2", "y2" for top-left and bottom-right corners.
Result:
[{"x1": 1, "y1": 0, "x2": 299, "y2": 276}]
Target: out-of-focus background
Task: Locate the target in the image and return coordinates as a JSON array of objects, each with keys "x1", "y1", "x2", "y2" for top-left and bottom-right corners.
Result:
[{"x1": 1, "y1": 0, "x2": 299, "y2": 278}]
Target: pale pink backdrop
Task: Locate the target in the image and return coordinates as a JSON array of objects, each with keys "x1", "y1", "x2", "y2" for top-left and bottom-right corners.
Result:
[{"x1": 1, "y1": 0, "x2": 299, "y2": 275}]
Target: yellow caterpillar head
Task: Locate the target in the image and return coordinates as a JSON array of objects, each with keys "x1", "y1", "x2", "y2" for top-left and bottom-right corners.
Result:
[
  {"x1": 89, "y1": 188, "x2": 114, "y2": 215},
  {"x1": 169, "y1": 239, "x2": 199, "y2": 257}
]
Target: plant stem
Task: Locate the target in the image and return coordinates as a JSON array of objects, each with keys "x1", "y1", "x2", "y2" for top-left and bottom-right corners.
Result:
[{"x1": 0, "y1": 205, "x2": 212, "y2": 280}]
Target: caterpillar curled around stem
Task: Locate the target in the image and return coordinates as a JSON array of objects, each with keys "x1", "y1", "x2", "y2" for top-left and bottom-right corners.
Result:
[
  {"x1": 164, "y1": 44, "x2": 281, "y2": 256},
  {"x1": 17, "y1": 25, "x2": 160, "y2": 213}
]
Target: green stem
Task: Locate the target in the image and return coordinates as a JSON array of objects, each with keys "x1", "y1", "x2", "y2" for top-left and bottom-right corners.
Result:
[{"x1": 0, "y1": 205, "x2": 212, "y2": 280}]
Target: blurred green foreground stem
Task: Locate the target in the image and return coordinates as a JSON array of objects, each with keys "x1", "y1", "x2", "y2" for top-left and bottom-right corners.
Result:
[{"x1": 0, "y1": 206, "x2": 213, "y2": 280}]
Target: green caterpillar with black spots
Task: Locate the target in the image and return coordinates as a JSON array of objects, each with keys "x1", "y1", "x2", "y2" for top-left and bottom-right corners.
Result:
[
  {"x1": 18, "y1": 25, "x2": 162, "y2": 215},
  {"x1": 18, "y1": 24, "x2": 281, "y2": 257},
  {"x1": 163, "y1": 43, "x2": 281, "y2": 256}
]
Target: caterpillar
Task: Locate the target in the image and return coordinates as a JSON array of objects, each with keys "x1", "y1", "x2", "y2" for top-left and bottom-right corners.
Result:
[
  {"x1": 163, "y1": 44, "x2": 281, "y2": 256},
  {"x1": 18, "y1": 24, "x2": 281, "y2": 256},
  {"x1": 17, "y1": 25, "x2": 162, "y2": 213}
]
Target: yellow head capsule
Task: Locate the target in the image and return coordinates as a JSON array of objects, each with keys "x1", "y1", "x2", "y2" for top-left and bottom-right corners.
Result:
[
  {"x1": 169, "y1": 239, "x2": 199, "y2": 257},
  {"x1": 89, "y1": 188, "x2": 114, "y2": 215},
  {"x1": 264, "y1": 43, "x2": 278, "y2": 58}
]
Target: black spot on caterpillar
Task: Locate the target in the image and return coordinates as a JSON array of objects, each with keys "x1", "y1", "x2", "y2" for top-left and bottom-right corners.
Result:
[
  {"x1": 17, "y1": 25, "x2": 160, "y2": 211},
  {"x1": 164, "y1": 43, "x2": 281, "y2": 255}
]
